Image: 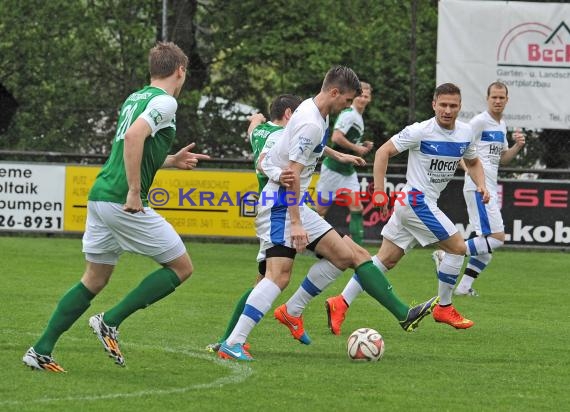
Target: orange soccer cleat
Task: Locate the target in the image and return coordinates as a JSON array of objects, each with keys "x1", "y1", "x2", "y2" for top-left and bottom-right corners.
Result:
[
  {"x1": 325, "y1": 295, "x2": 349, "y2": 335},
  {"x1": 274, "y1": 304, "x2": 311, "y2": 345},
  {"x1": 433, "y1": 304, "x2": 474, "y2": 329}
]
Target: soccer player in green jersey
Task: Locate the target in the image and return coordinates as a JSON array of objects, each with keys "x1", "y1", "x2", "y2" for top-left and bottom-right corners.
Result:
[
  {"x1": 206, "y1": 94, "x2": 302, "y2": 353},
  {"x1": 22, "y1": 42, "x2": 209, "y2": 372},
  {"x1": 315, "y1": 82, "x2": 374, "y2": 245}
]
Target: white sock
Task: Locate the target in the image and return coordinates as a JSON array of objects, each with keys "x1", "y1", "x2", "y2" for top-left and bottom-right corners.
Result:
[
  {"x1": 342, "y1": 255, "x2": 388, "y2": 305},
  {"x1": 287, "y1": 259, "x2": 342, "y2": 316},
  {"x1": 457, "y1": 253, "x2": 493, "y2": 291},
  {"x1": 226, "y1": 278, "x2": 281, "y2": 345},
  {"x1": 457, "y1": 274, "x2": 475, "y2": 291},
  {"x1": 465, "y1": 236, "x2": 504, "y2": 256},
  {"x1": 437, "y1": 253, "x2": 464, "y2": 305}
]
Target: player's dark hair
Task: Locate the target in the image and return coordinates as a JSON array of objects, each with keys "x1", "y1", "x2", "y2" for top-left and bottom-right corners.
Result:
[
  {"x1": 269, "y1": 94, "x2": 302, "y2": 121},
  {"x1": 487, "y1": 81, "x2": 508, "y2": 97},
  {"x1": 433, "y1": 83, "x2": 461, "y2": 101},
  {"x1": 322, "y1": 66, "x2": 362, "y2": 96},
  {"x1": 149, "y1": 42, "x2": 188, "y2": 79}
]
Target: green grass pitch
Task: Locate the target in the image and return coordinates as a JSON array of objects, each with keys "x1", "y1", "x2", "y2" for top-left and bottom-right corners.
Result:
[{"x1": 1, "y1": 236, "x2": 569, "y2": 411}]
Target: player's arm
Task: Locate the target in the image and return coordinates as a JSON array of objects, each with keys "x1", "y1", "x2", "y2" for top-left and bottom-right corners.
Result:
[
  {"x1": 323, "y1": 146, "x2": 366, "y2": 166},
  {"x1": 463, "y1": 157, "x2": 490, "y2": 203},
  {"x1": 500, "y1": 129, "x2": 526, "y2": 165},
  {"x1": 373, "y1": 140, "x2": 399, "y2": 211},
  {"x1": 331, "y1": 129, "x2": 371, "y2": 156},
  {"x1": 287, "y1": 160, "x2": 309, "y2": 252},
  {"x1": 247, "y1": 113, "x2": 266, "y2": 136},
  {"x1": 123, "y1": 118, "x2": 152, "y2": 213},
  {"x1": 259, "y1": 152, "x2": 295, "y2": 188}
]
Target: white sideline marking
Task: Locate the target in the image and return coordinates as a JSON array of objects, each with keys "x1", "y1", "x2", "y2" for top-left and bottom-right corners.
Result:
[{"x1": 4, "y1": 333, "x2": 253, "y2": 406}]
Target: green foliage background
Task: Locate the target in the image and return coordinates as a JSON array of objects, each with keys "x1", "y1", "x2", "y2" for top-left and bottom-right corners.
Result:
[
  {"x1": 0, "y1": 0, "x2": 567, "y2": 167},
  {"x1": 0, "y1": 0, "x2": 439, "y2": 157}
]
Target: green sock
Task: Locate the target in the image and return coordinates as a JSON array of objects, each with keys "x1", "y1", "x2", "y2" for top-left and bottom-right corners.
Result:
[
  {"x1": 219, "y1": 287, "x2": 253, "y2": 342},
  {"x1": 349, "y1": 211, "x2": 364, "y2": 245},
  {"x1": 34, "y1": 282, "x2": 95, "y2": 355},
  {"x1": 355, "y1": 261, "x2": 409, "y2": 321},
  {"x1": 103, "y1": 267, "x2": 181, "y2": 327}
]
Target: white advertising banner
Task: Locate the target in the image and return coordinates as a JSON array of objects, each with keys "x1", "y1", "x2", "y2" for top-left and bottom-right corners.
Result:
[
  {"x1": 0, "y1": 163, "x2": 65, "y2": 232},
  {"x1": 437, "y1": 0, "x2": 570, "y2": 129}
]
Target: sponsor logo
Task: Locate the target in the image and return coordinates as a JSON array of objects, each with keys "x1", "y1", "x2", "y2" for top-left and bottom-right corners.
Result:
[
  {"x1": 429, "y1": 159, "x2": 460, "y2": 172},
  {"x1": 497, "y1": 22, "x2": 570, "y2": 68},
  {"x1": 505, "y1": 220, "x2": 570, "y2": 244},
  {"x1": 149, "y1": 109, "x2": 163, "y2": 126}
]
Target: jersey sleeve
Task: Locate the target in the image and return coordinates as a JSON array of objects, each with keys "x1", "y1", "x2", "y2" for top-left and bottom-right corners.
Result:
[
  {"x1": 334, "y1": 110, "x2": 354, "y2": 135},
  {"x1": 390, "y1": 123, "x2": 421, "y2": 153},
  {"x1": 463, "y1": 123, "x2": 478, "y2": 160},
  {"x1": 261, "y1": 129, "x2": 284, "y2": 155},
  {"x1": 139, "y1": 94, "x2": 178, "y2": 136},
  {"x1": 289, "y1": 122, "x2": 322, "y2": 166},
  {"x1": 502, "y1": 126, "x2": 509, "y2": 151},
  {"x1": 468, "y1": 116, "x2": 484, "y2": 143}
]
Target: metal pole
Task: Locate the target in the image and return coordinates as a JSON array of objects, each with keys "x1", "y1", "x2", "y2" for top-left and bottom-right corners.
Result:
[{"x1": 162, "y1": 0, "x2": 168, "y2": 41}]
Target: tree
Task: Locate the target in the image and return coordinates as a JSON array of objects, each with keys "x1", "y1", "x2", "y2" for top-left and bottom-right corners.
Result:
[{"x1": 0, "y1": 0, "x2": 157, "y2": 154}]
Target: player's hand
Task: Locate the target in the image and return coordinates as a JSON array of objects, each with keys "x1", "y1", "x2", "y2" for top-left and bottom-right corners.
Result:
[
  {"x1": 477, "y1": 186, "x2": 490, "y2": 204},
  {"x1": 355, "y1": 141, "x2": 373, "y2": 156},
  {"x1": 338, "y1": 153, "x2": 366, "y2": 166},
  {"x1": 172, "y1": 143, "x2": 211, "y2": 170},
  {"x1": 513, "y1": 129, "x2": 526, "y2": 148},
  {"x1": 247, "y1": 112, "x2": 266, "y2": 124},
  {"x1": 124, "y1": 190, "x2": 145, "y2": 214},
  {"x1": 279, "y1": 168, "x2": 295, "y2": 188},
  {"x1": 290, "y1": 223, "x2": 309, "y2": 253}
]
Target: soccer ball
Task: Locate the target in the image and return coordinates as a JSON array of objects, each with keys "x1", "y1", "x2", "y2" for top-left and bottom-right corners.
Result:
[{"x1": 347, "y1": 328, "x2": 385, "y2": 361}]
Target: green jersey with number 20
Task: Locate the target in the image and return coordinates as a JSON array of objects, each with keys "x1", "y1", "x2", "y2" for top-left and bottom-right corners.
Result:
[{"x1": 89, "y1": 86, "x2": 177, "y2": 206}]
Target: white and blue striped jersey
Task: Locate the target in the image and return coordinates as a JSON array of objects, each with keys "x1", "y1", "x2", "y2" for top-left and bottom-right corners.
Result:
[
  {"x1": 464, "y1": 111, "x2": 508, "y2": 193},
  {"x1": 391, "y1": 117, "x2": 477, "y2": 204},
  {"x1": 261, "y1": 98, "x2": 329, "y2": 193}
]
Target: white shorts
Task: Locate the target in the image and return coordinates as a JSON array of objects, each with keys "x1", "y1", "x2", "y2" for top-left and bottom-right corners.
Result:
[
  {"x1": 315, "y1": 164, "x2": 360, "y2": 201},
  {"x1": 381, "y1": 199, "x2": 457, "y2": 253},
  {"x1": 464, "y1": 190, "x2": 504, "y2": 236},
  {"x1": 82, "y1": 201, "x2": 187, "y2": 265},
  {"x1": 256, "y1": 186, "x2": 332, "y2": 253}
]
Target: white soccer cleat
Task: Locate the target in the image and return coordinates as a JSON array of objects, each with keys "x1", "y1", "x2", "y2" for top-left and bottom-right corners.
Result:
[
  {"x1": 454, "y1": 287, "x2": 479, "y2": 297},
  {"x1": 89, "y1": 313, "x2": 125, "y2": 366},
  {"x1": 22, "y1": 347, "x2": 66, "y2": 372},
  {"x1": 431, "y1": 250, "x2": 445, "y2": 275}
]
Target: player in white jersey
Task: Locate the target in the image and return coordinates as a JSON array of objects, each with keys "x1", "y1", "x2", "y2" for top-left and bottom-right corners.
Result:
[
  {"x1": 325, "y1": 83, "x2": 490, "y2": 333},
  {"x1": 218, "y1": 67, "x2": 438, "y2": 361},
  {"x1": 315, "y1": 81, "x2": 374, "y2": 245},
  {"x1": 433, "y1": 81, "x2": 526, "y2": 296}
]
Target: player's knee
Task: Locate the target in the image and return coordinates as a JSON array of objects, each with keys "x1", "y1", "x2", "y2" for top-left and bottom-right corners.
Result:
[
  {"x1": 267, "y1": 270, "x2": 292, "y2": 290},
  {"x1": 349, "y1": 243, "x2": 372, "y2": 267},
  {"x1": 450, "y1": 243, "x2": 467, "y2": 256},
  {"x1": 168, "y1": 256, "x2": 193, "y2": 283},
  {"x1": 81, "y1": 273, "x2": 109, "y2": 293},
  {"x1": 178, "y1": 262, "x2": 193, "y2": 282},
  {"x1": 380, "y1": 257, "x2": 398, "y2": 270}
]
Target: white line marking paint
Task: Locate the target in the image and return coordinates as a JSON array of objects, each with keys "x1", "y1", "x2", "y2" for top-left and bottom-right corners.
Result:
[{"x1": 4, "y1": 332, "x2": 253, "y2": 406}]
